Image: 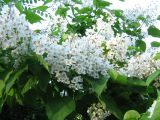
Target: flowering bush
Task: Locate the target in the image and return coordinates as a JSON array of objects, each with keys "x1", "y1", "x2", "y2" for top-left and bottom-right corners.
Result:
[{"x1": 0, "y1": 0, "x2": 160, "y2": 120}]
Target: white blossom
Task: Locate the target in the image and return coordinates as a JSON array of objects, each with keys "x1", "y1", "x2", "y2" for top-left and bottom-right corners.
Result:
[
  {"x1": 87, "y1": 102, "x2": 111, "y2": 120},
  {"x1": 106, "y1": 34, "x2": 133, "y2": 63},
  {"x1": 0, "y1": 5, "x2": 32, "y2": 68},
  {"x1": 56, "y1": 71, "x2": 70, "y2": 85},
  {"x1": 69, "y1": 76, "x2": 83, "y2": 91},
  {"x1": 120, "y1": 47, "x2": 160, "y2": 79},
  {"x1": 93, "y1": 17, "x2": 114, "y2": 40},
  {"x1": 120, "y1": 52, "x2": 156, "y2": 79},
  {"x1": 123, "y1": 0, "x2": 160, "y2": 25},
  {"x1": 44, "y1": 31, "x2": 112, "y2": 79},
  {"x1": 31, "y1": 21, "x2": 113, "y2": 90},
  {"x1": 55, "y1": 71, "x2": 83, "y2": 91},
  {"x1": 153, "y1": 77, "x2": 160, "y2": 88},
  {"x1": 0, "y1": 5, "x2": 31, "y2": 50}
]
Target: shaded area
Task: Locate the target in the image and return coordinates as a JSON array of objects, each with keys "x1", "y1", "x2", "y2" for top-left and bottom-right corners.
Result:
[{"x1": 0, "y1": 104, "x2": 48, "y2": 120}]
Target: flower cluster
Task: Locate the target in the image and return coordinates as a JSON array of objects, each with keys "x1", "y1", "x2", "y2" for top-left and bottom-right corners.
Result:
[
  {"x1": 30, "y1": 17, "x2": 116, "y2": 91},
  {"x1": 122, "y1": 53, "x2": 155, "y2": 79},
  {"x1": 55, "y1": 72, "x2": 83, "y2": 91},
  {"x1": 2, "y1": 3, "x2": 160, "y2": 89},
  {"x1": 1, "y1": 1, "x2": 160, "y2": 120},
  {"x1": 123, "y1": 0, "x2": 160, "y2": 25},
  {"x1": 153, "y1": 77, "x2": 160, "y2": 88},
  {"x1": 0, "y1": 5, "x2": 31, "y2": 50},
  {"x1": 45, "y1": 33, "x2": 112, "y2": 81},
  {"x1": 93, "y1": 17, "x2": 114, "y2": 40},
  {"x1": 106, "y1": 34, "x2": 133, "y2": 63},
  {"x1": 87, "y1": 102, "x2": 111, "y2": 120},
  {"x1": 120, "y1": 48, "x2": 160, "y2": 79},
  {"x1": 0, "y1": 5, "x2": 32, "y2": 68}
]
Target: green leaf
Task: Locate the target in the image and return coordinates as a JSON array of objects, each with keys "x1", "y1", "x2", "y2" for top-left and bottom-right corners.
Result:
[
  {"x1": 128, "y1": 22, "x2": 140, "y2": 28},
  {"x1": 4, "y1": 70, "x2": 13, "y2": 82},
  {"x1": 72, "y1": 0, "x2": 82, "y2": 4},
  {"x1": 21, "y1": 77, "x2": 37, "y2": 94},
  {"x1": 128, "y1": 77, "x2": 146, "y2": 86},
  {"x1": 8, "y1": 88, "x2": 14, "y2": 96},
  {"x1": 32, "y1": 6, "x2": 49, "y2": 12},
  {"x1": 102, "y1": 95, "x2": 123, "y2": 120},
  {"x1": 140, "y1": 91, "x2": 160, "y2": 120},
  {"x1": 157, "y1": 15, "x2": 160, "y2": 20},
  {"x1": 56, "y1": 6, "x2": 70, "y2": 18},
  {"x1": 5, "y1": 66, "x2": 28, "y2": 94},
  {"x1": 27, "y1": 54, "x2": 49, "y2": 92},
  {"x1": 51, "y1": 27, "x2": 61, "y2": 36},
  {"x1": 109, "y1": 69, "x2": 146, "y2": 86},
  {"x1": 151, "y1": 41, "x2": 160, "y2": 47},
  {"x1": 146, "y1": 70, "x2": 160, "y2": 86},
  {"x1": 148, "y1": 26, "x2": 160, "y2": 38},
  {"x1": 124, "y1": 110, "x2": 140, "y2": 120},
  {"x1": 0, "y1": 98, "x2": 4, "y2": 113},
  {"x1": 46, "y1": 97, "x2": 75, "y2": 120},
  {"x1": 108, "y1": 69, "x2": 118, "y2": 80},
  {"x1": 24, "y1": 10, "x2": 43, "y2": 24},
  {"x1": 15, "y1": 93, "x2": 23, "y2": 105},
  {"x1": 137, "y1": 15, "x2": 146, "y2": 21},
  {"x1": 44, "y1": 0, "x2": 52, "y2": 4},
  {"x1": 90, "y1": 76, "x2": 108, "y2": 97},
  {"x1": 154, "y1": 53, "x2": 160, "y2": 60},
  {"x1": 93, "y1": 0, "x2": 112, "y2": 8},
  {"x1": 0, "y1": 66, "x2": 4, "y2": 72},
  {"x1": 136, "y1": 40, "x2": 146, "y2": 52},
  {"x1": 113, "y1": 10, "x2": 124, "y2": 18},
  {"x1": 77, "y1": 7, "x2": 92, "y2": 14},
  {"x1": 38, "y1": 67, "x2": 50, "y2": 92},
  {"x1": 109, "y1": 69, "x2": 128, "y2": 84},
  {"x1": 3, "y1": 0, "x2": 10, "y2": 3},
  {"x1": 15, "y1": 2, "x2": 24, "y2": 13},
  {"x1": 35, "y1": 54, "x2": 49, "y2": 71},
  {"x1": 0, "y1": 80, "x2": 5, "y2": 97}
]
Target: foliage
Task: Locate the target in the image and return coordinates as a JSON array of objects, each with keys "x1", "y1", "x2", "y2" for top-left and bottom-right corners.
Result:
[{"x1": 0, "y1": 0, "x2": 160, "y2": 120}]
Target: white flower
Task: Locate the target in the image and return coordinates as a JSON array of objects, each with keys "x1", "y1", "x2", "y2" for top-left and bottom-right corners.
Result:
[
  {"x1": 119, "y1": 47, "x2": 160, "y2": 79},
  {"x1": 69, "y1": 76, "x2": 83, "y2": 91},
  {"x1": 44, "y1": 32, "x2": 112, "y2": 79},
  {"x1": 96, "y1": 17, "x2": 114, "y2": 40},
  {"x1": 55, "y1": 71, "x2": 83, "y2": 91},
  {"x1": 121, "y1": 52, "x2": 156, "y2": 79},
  {"x1": 106, "y1": 34, "x2": 133, "y2": 63},
  {"x1": 153, "y1": 77, "x2": 160, "y2": 88},
  {"x1": 0, "y1": 5, "x2": 32, "y2": 68},
  {"x1": 0, "y1": 5, "x2": 31, "y2": 50},
  {"x1": 56, "y1": 71, "x2": 70, "y2": 84},
  {"x1": 123, "y1": 0, "x2": 160, "y2": 25},
  {"x1": 87, "y1": 102, "x2": 111, "y2": 120}
]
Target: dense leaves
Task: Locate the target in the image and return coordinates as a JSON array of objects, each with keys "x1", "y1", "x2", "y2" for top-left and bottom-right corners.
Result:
[
  {"x1": 0, "y1": 0, "x2": 160, "y2": 120},
  {"x1": 140, "y1": 91, "x2": 160, "y2": 120}
]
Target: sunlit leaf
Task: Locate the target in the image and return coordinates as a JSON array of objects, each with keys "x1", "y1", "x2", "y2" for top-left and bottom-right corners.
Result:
[
  {"x1": 146, "y1": 70, "x2": 160, "y2": 86},
  {"x1": 124, "y1": 110, "x2": 140, "y2": 120},
  {"x1": 24, "y1": 10, "x2": 43, "y2": 24},
  {"x1": 148, "y1": 26, "x2": 160, "y2": 38},
  {"x1": 151, "y1": 41, "x2": 160, "y2": 47}
]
